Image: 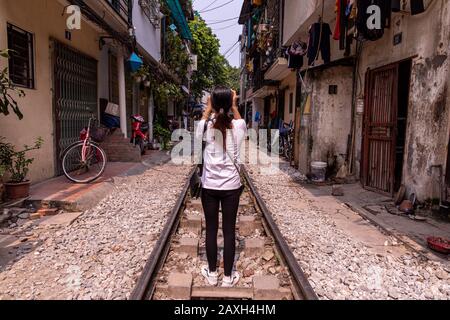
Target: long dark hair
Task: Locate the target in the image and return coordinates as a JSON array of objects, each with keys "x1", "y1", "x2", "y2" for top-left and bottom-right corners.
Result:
[{"x1": 211, "y1": 86, "x2": 233, "y2": 150}]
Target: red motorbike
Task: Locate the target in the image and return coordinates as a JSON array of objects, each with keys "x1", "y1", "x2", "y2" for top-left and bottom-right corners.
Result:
[{"x1": 131, "y1": 114, "x2": 149, "y2": 155}]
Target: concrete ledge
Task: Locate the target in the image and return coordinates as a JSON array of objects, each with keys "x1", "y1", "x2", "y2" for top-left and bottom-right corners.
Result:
[{"x1": 345, "y1": 202, "x2": 447, "y2": 263}]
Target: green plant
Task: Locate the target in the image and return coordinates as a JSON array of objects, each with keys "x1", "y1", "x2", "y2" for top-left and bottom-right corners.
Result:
[
  {"x1": 154, "y1": 123, "x2": 171, "y2": 150},
  {"x1": 132, "y1": 64, "x2": 150, "y2": 80},
  {"x1": 153, "y1": 81, "x2": 184, "y2": 104},
  {"x1": 0, "y1": 49, "x2": 25, "y2": 119},
  {"x1": 188, "y1": 15, "x2": 237, "y2": 98},
  {"x1": 0, "y1": 137, "x2": 43, "y2": 183}
]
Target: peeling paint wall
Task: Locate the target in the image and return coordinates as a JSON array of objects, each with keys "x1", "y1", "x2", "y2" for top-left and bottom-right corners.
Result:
[
  {"x1": 356, "y1": 0, "x2": 450, "y2": 200},
  {"x1": 309, "y1": 66, "x2": 353, "y2": 170}
]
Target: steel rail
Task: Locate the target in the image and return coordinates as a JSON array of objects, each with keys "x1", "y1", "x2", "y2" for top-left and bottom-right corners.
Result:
[
  {"x1": 241, "y1": 166, "x2": 318, "y2": 300},
  {"x1": 131, "y1": 165, "x2": 317, "y2": 300},
  {"x1": 129, "y1": 166, "x2": 197, "y2": 300}
]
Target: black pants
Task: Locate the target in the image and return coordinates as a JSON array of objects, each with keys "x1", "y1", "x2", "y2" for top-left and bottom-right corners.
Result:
[
  {"x1": 307, "y1": 22, "x2": 332, "y2": 65},
  {"x1": 201, "y1": 188, "x2": 241, "y2": 277}
]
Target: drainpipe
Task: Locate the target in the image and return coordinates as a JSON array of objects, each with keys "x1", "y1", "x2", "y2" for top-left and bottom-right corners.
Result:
[
  {"x1": 149, "y1": 92, "x2": 155, "y2": 142},
  {"x1": 117, "y1": 48, "x2": 128, "y2": 138}
]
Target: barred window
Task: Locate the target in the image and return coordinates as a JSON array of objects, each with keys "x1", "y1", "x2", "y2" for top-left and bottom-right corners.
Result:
[{"x1": 7, "y1": 23, "x2": 35, "y2": 89}]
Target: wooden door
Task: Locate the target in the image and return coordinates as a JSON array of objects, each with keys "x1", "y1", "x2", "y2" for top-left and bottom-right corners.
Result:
[{"x1": 362, "y1": 64, "x2": 399, "y2": 195}]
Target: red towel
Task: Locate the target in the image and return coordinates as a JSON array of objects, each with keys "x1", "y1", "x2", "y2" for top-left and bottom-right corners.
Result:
[{"x1": 333, "y1": 0, "x2": 341, "y2": 40}]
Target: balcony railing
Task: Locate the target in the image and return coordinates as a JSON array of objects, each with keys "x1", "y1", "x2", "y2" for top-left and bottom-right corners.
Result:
[{"x1": 106, "y1": 0, "x2": 132, "y2": 25}]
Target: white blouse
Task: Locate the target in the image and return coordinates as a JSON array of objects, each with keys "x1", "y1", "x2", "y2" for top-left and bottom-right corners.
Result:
[{"x1": 195, "y1": 118, "x2": 247, "y2": 190}]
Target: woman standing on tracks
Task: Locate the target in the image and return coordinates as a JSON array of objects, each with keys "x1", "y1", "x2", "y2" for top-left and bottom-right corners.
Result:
[{"x1": 196, "y1": 86, "x2": 247, "y2": 287}]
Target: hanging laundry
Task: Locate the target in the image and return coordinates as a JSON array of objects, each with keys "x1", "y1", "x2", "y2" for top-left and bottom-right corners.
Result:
[
  {"x1": 333, "y1": 0, "x2": 349, "y2": 50},
  {"x1": 307, "y1": 22, "x2": 332, "y2": 66},
  {"x1": 287, "y1": 41, "x2": 307, "y2": 69},
  {"x1": 349, "y1": 0, "x2": 357, "y2": 19},
  {"x1": 392, "y1": 0, "x2": 401, "y2": 12},
  {"x1": 333, "y1": 0, "x2": 342, "y2": 41},
  {"x1": 392, "y1": 0, "x2": 425, "y2": 14},
  {"x1": 410, "y1": 0, "x2": 425, "y2": 15}
]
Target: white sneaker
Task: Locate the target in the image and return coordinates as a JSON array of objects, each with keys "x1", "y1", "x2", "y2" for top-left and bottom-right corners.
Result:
[
  {"x1": 201, "y1": 265, "x2": 218, "y2": 286},
  {"x1": 221, "y1": 271, "x2": 240, "y2": 288}
]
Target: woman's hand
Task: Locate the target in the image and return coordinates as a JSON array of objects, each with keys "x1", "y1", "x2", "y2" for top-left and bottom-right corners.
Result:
[
  {"x1": 231, "y1": 90, "x2": 238, "y2": 108},
  {"x1": 230, "y1": 90, "x2": 242, "y2": 120}
]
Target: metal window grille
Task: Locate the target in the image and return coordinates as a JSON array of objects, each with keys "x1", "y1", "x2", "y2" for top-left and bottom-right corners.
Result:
[
  {"x1": 7, "y1": 23, "x2": 35, "y2": 89},
  {"x1": 107, "y1": 0, "x2": 132, "y2": 24},
  {"x1": 139, "y1": 0, "x2": 162, "y2": 28}
]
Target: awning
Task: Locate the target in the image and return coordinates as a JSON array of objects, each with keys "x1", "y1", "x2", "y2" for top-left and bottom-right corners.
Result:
[
  {"x1": 248, "y1": 85, "x2": 278, "y2": 99},
  {"x1": 264, "y1": 57, "x2": 293, "y2": 81},
  {"x1": 300, "y1": 57, "x2": 355, "y2": 74},
  {"x1": 165, "y1": 0, "x2": 193, "y2": 40}
]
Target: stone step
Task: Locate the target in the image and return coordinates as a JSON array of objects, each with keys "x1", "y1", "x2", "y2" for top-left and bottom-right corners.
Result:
[{"x1": 191, "y1": 286, "x2": 253, "y2": 300}]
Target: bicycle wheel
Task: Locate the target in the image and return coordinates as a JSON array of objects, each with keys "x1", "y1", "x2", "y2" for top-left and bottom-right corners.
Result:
[{"x1": 62, "y1": 142, "x2": 107, "y2": 183}]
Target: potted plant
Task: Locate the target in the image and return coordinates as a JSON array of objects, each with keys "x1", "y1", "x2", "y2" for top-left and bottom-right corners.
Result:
[
  {"x1": 0, "y1": 137, "x2": 43, "y2": 200},
  {"x1": 133, "y1": 64, "x2": 150, "y2": 84}
]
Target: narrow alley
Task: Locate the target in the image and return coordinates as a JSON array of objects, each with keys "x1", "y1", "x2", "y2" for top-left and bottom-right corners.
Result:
[{"x1": 0, "y1": 0, "x2": 449, "y2": 307}]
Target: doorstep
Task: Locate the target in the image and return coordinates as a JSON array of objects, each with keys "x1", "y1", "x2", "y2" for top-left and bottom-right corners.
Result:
[
  {"x1": 301, "y1": 182, "x2": 450, "y2": 262},
  {"x1": 23, "y1": 150, "x2": 172, "y2": 212}
]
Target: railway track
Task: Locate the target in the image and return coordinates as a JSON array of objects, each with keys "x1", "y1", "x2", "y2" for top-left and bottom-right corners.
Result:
[{"x1": 130, "y1": 166, "x2": 317, "y2": 300}]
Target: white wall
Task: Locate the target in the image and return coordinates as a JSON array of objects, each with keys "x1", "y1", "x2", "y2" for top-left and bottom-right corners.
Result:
[
  {"x1": 132, "y1": 1, "x2": 161, "y2": 62},
  {"x1": 283, "y1": 0, "x2": 318, "y2": 45}
]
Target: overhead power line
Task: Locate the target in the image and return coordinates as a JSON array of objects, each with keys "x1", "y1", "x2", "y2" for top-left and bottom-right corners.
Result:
[
  {"x1": 225, "y1": 44, "x2": 239, "y2": 59},
  {"x1": 212, "y1": 22, "x2": 238, "y2": 31},
  {"x1": 200, "y1": 0, "x2": 235, "y2": 13},
  {"x1": 199, "y1": 0, "x2": 220, "y2": 12},
  {"x1": 222, "y1": 40, "x2": 239, "y2": 56},
  {"x1": 206, "y1": 16, "x2": 240, "y2": 25}
]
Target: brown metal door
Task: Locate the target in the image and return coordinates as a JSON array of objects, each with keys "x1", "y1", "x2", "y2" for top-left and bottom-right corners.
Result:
[{"x1": 363, "y1": 64, "x2": 399, "y2": 195}]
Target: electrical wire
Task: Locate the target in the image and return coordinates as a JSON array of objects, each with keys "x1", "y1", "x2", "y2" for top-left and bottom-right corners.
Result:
[
  {"x1": 212, "y1": 22, "x2": 238, "y2": 31},
  {"x1": 225, "y1": 43, "x2": 239, "y2": 59},
  {"x1": 199, "y1": 0, "x2": 221, "y2": 12},
  {"x1": 206, "y1": 16, "x2": 240, "y2": 25},
  {"x1": 200, "y1": 0, "x2": 235, "y2": 13},
  {"x1": 222, "y1": 40, "x2": 239, "y2": 56}
]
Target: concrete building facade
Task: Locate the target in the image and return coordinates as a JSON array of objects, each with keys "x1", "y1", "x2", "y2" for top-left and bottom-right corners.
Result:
[{"x1": 240, "y1": 0, "x2": 450, "y2": 202}]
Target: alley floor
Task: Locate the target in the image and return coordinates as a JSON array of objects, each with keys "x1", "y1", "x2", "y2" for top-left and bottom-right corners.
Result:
[
  {"x1": 0, "y1": 157, "x2": 193, "y2": 300},
  {"x1": 0, "y1": 147, "x2": 449, "y2": 300},
  {"x1": 246, "y1": 148, "x2": 449, "y2": 300}
]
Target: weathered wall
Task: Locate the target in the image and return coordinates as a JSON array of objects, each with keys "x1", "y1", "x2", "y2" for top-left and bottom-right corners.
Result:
[
  {"x1": 356, "y1": 0, "x2": 450, "y2": 200},
  {"x1": 310, "y1": 66, "x2": 353, "y2": 168},
  {"x1": 0, "y1": 0, "x2": 101, "y2": 183},
  {"x1": 280, "y1": 72, "x2": 296, "y2": 124}
]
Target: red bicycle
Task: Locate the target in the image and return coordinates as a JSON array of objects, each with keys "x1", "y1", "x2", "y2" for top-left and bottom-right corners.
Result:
[{"x1": 61, "y1": 116, "x2": 107, "y2": 183}]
